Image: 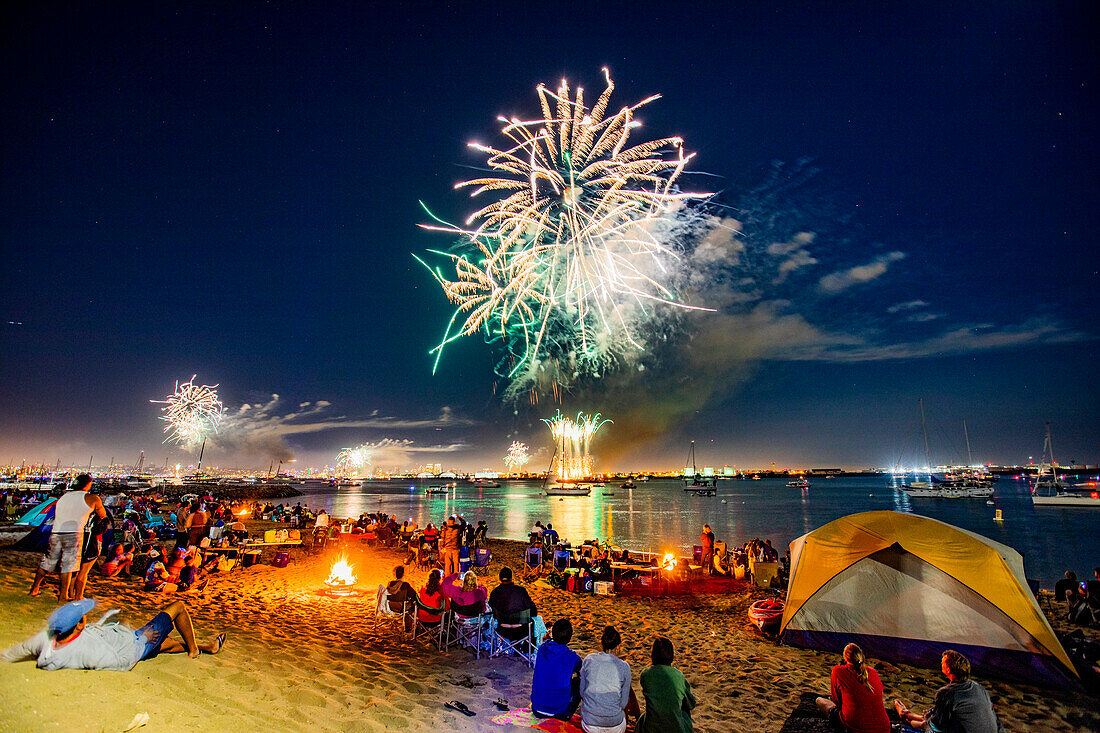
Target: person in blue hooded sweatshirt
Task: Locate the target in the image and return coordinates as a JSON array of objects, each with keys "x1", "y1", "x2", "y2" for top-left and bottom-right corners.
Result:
[{"x1": 531, "y1": 618, "x2": 582, "y2": 720}]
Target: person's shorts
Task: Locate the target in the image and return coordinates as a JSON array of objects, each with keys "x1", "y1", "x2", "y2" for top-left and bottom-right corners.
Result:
[
  {"x1": 133, "y1": 611, "x2": 174, "y2": 662},
  {"x1": 41, "y1": 532, "x2": 83, "y2": 574},
  {"x1": 81, "y1": 532, "x2": 100, "y2": 564}
]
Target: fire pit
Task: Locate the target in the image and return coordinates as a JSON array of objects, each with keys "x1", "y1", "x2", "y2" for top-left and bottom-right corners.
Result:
[{"x1": 316, "y1": 555, "x2": 367, "y2": 597}]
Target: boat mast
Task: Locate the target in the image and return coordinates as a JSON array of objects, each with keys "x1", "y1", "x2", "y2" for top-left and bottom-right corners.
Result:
[
  {"x1": 918, "y1": 398, "x2": 932, "y2": 473},
  {"x1": 963, "y1": 420, "x2": 973, "y2": 467}
]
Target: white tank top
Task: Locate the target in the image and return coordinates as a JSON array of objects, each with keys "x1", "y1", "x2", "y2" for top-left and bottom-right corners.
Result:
[{"x1": 53, "y1": 491, "x2": 94, "y2": 534}]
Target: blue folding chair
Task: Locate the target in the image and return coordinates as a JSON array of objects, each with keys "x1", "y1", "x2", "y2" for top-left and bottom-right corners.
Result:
[{"x1": 522, "y1": 546, "x2": 543, "y2": 581}]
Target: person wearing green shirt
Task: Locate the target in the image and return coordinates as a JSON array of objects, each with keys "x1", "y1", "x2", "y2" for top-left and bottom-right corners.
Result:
[{"x1": 637, "y1": 636, "x2": 696, "y2": 733}]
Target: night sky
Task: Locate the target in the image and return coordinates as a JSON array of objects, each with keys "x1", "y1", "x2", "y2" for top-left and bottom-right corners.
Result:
[{"x1": 2, "y1": 2, "x2": 1096, "y2": 472}]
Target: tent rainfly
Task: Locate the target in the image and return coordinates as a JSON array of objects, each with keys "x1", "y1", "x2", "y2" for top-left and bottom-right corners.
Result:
[{"x1": 779, "y1": 511, "x2": 1078, "y2": 688}]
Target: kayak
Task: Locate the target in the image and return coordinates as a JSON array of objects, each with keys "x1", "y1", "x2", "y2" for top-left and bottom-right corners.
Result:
[{"x1": 748, "y1": 599, "x2": 785, "y2": 630}]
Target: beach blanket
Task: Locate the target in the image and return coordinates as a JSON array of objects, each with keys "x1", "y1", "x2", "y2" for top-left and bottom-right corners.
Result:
[{"x1": 489, "y1": 708, "x2": 583, "y2": 733}]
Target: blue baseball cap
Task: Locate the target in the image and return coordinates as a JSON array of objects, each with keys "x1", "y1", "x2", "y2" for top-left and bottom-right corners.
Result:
[{"x1": 47, "y1": 598, "x2": 96, "y2": 636}]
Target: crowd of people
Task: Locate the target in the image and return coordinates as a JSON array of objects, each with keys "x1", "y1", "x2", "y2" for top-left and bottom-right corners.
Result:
[
  {"x1": 1055, "y1": 567, "x2": 1100, "y2": 627},
  {"x1": 3, "y1": 490, "x2": 1030, "y2": 730}
]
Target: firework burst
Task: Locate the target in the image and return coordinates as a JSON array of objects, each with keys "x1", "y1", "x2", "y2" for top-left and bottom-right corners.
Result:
[
  {"x1": 503, "y1": 441, "x2": 530, "y2": 469},
  {"x1": 151, "y1": 376, "x2": 223, "y2": 451},
  {"x1": 419, "y1": 69, "x2": 712, "y2": 398},
  {"x1": 542, "y1": 410, "x2": 611, "y2": 479},
  {"x1": 336, "y1": 445, "x2": 372, "y2": 477}
]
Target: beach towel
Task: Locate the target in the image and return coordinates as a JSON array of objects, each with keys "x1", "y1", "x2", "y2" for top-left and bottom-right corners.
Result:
[{"x1": 489, "y1": 708, "x2": 583, "y2": 733}]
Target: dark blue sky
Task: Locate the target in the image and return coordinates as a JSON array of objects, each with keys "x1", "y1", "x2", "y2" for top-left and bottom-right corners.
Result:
[{"x1": 2, "y1": 2, "x2": 1096, "y2": 471}]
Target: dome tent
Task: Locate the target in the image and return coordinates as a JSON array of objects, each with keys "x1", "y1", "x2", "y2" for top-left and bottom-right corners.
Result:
[{"x1": 779, "y1": 511, "x2": 1077, "y2": 688}]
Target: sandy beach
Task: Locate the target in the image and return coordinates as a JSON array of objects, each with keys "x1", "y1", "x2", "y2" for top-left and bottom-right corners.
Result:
[{"x1": 1, "y1": 525, "x2": 1097, "y2": 733}]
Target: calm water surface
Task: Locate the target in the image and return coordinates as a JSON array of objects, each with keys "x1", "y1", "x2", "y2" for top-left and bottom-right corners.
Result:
[{"x1": 291, "y1": 476, "x2": 1099, "y2": 588}]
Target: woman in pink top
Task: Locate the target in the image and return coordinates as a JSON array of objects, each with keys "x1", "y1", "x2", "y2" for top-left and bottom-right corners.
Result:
[
  {"x1": 815, "y1": 643, "x2": 890, "y2": 733},
  {"x1": 440, "y1": 571, "x2": 488, "y2": 616}
]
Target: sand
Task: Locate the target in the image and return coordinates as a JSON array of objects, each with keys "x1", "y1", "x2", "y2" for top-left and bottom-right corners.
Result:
[{"x1": 1, "y1": 525, "x2": 1097, "y2": 732}]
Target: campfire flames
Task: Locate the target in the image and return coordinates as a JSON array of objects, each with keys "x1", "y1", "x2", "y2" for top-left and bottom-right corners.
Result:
[
  {"x1": 325, "y1": 556, "x2": 357, "y2": 587},
  {"x1": 662, "y1": 553, "x2": 677, "y2": 571}
]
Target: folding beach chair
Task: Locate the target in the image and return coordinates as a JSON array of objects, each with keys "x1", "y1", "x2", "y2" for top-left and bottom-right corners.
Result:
[
  {"x1": 443, "y1": 603, "x2": 487, "y2": 658},
  {"x1": 522, "y1": 546, "x2": 544, "y2": 582},
  {"x1": 373, "y1": 585, "x2": 411, "y2": 640},
  {"x1": 474, "y1": 548, "x2": 492, "y2": 567},
  {"x1": 553, "y1": 549, "x2": 571, "y2": 572},
  {"x1": 489, "y1": 608, "x2": 538, "y2": 666},
  {"x1": 412, "y1": 595, "x2": 447, "y2": 649}
]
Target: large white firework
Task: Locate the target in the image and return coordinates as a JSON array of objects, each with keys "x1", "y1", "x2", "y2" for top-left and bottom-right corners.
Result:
[
  {"x1": 151, "y1": 376, "x2": 223, "y2": 451},
  {"x1": 419, "y1": 69, "x2": 711, "y2": 396},
  {"x1": 336, "y1": 445, "x2": 372, "y2": 476},
  {"x1": 503, "y1": 441, "x2": 530, "y2": 469},
  {"x1": 542, "y1": 410, "x2": 611, "y2": 480}
]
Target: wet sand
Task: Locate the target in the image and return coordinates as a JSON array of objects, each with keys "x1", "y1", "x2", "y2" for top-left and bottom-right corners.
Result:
[{"x1": 0, "y1": 525, "x2": 1097, "y2": 732}]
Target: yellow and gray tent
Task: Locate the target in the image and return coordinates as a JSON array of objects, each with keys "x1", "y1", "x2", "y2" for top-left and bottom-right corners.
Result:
[{"x1": 779, "y1": 511, "x2": 1078, "y2": 688}]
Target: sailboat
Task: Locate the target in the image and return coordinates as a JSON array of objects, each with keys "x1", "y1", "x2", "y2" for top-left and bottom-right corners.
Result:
[
  {"x1": 902, "y1": 400, "x2": 993, "y2": 499},
  {"x1": 1031, "y1": 423, "x2": 1099, "y2": 506},
  {"x1": 682, "y1": 441, "x2": 718, "y2": 496},
  {"x1": 543, "y1": 436, "x2": 593, "y2": 497}
]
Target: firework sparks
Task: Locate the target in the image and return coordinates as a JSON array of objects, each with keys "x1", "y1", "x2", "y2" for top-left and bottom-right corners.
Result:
[
  {"x1": 151, "y1": 376, "x2": 223, "y2": 451},
  {"x1": 542, "y1": 410, "x2": 611, "y2": 480},
  {"x1": 503, "y1": 441, "x2": 530, "y2": 469},
  {"x1": 419, "y1": 69, "x2": 712, "y2": 397},
  {"x1": 336, "y1": 445, "x2": 372, "y2": 477}
]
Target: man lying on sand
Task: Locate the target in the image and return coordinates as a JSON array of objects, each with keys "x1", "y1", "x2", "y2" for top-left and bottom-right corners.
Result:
[{"x1": 2, "y1": 598, "x2": 224, "y2": 671}]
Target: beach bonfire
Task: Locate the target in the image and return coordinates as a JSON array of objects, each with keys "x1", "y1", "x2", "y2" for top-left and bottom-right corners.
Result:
[
  {"x1": 661, "y1": 553, "x2": 678, "y2": 572},
  {"x1": 319, "y1": 555, "x2": 360, "y2": 597}
]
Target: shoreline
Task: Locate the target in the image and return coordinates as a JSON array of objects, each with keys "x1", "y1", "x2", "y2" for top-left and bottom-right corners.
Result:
[{"x1": 0, "y1": 526, "x2": 1097, "y2": 732}]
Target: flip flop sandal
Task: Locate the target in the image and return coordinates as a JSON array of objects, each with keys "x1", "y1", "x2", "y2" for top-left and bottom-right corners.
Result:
[
  {"x1": 445, "y1": 701, "x2": 476, "y2": 717},
  {"x1": 493, "y1": 698, "x2": 509, "y2": 711}
]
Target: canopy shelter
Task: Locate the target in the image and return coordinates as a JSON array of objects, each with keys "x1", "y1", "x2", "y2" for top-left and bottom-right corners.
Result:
[{"x1": 779, "y1": 511, "x2": 1077, "y2": 688}]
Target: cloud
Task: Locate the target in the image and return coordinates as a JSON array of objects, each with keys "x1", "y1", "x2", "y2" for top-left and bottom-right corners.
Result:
[
  {"x1": 888, "y1": 300, "x2": 929, "y2": 313},
  {"x1": 690, "y1": 217, "x2": 744, "y2": 267},
  {"x1": 213, "y1": 398, "x2": 474, "y2": 460},
  {"x1": 905, "y1": 312, "x2": 941, "y2": 323},
  {"x1": 350, "y1": 438, "x2": 467, "y2": 468},
  {"x1": 818, "y1": 251, "x2": 905, "y2": 294},
  {"x1": 766, "y1": 232, "x2": 818, "y2": 284},
  {"x1": 776, "y1": 317, "x2": 1088, "y2": 363}
]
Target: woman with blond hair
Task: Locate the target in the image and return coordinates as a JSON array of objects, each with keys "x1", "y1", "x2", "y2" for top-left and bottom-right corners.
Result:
[
  {"x1": 815, "y1": 643, "x2": 890, "y2": 733},
  {"x1": 440, "y1": 570, "x2": 488, "y2": 615}
]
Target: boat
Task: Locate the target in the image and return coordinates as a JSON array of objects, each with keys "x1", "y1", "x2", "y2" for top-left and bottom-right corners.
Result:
[
  {"x1": 1031, "y1": 423, "x2": 1099, "y2": 506},
  {"x1": 545, "y1": 482, "x2": 593, "y2": 497},
  {"x1": 748, "y1": 598, "x2": 785, "y2": 631},
  {"x1": 542, "y1": 439, "x2": 593, "y2": 497},
  {"x1": 902, "y1": 400, "x2": 993, "y2": 498},
  {"x1": 682, "y1": 441, "x2": 718, "y2": 496},
  {"x1": 425, "y1": 483, "x2": 453, "y2": 495},
  {"x1": 472, "y1": 478, "x2": 502, "y2": 488},
  {"x1": 619, "y1": 479, "x2": 635, "y2": 489},
  {"x1": 786, "y1": 478, "x2": 810, "y2": 489}
]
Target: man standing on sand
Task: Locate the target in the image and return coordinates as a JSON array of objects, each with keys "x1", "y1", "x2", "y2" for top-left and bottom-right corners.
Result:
[
  {"x1": 442, "y1": 516, "x2": 462, "y2": 576},
  {"x1": 2, "y1": 598, "x2": 224, "y2": 671},
  {"x1": 29, "y1": 475, "x2": 107, "y2": 602},
  {"x1": 700, "y1": 524, "x2": 715, "y2": 576}
]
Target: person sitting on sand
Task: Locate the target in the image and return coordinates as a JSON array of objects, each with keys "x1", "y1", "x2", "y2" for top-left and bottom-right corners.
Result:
[
  {"x1": 814, "y1": 643, "x2": 889, "y2": 733},
  {"x1": 102, "y1": 544, "x2": 134, "y2": 577},
  {"x1": 532, "y1": 618, "x2": 582, "y2": 720},
  {"x1": 144, "y1": 554, "x2": 178, "y2": 593},
  {"x1": 488, "y1": 566, "x2": 537, "y2": 641},
  {"x1": 1055, "y1": 571, "x2": 1080, "y2": 604},
  {"x1": 417, "y1": 570, "x2": 447, "y2": 625},
  {"x1": 441, "y1": 571, "x2": 488, "y2": 616},
  {"x1": 472, "y1": 520, "x2": 488, "y2": 548},
  {"x1": 29, "y1": 474, "x2": 107, "y2": 602},
  {"x1": 2, "y1": 598, "x2": 224, "y2": 671},
  {"x1": 579, "y1": 626, "x2": 639, "y2": 733},
  {"x1": 894, "y1": 650, "x2": 1003, "y2": 733},
  {"x1": 386, "y1": 565, "x2": 417, "y2": 630},
  {"x1": 637, "y1": 636, "x2": 696, "y2": 733},
  {"x1": 1087, "y1": 567, "x2": 1100, "y2": 611}
]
